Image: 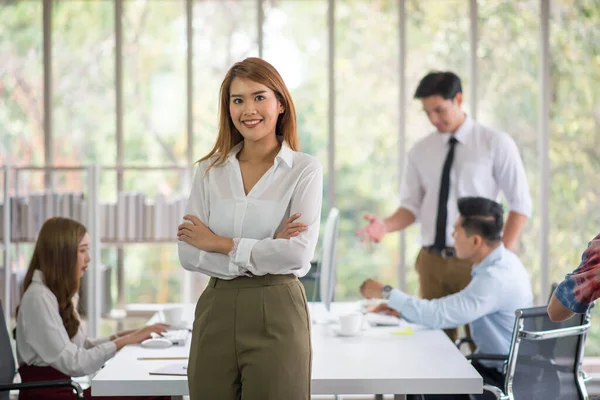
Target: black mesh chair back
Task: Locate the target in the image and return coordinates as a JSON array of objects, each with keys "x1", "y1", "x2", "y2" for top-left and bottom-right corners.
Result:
[{"x1": 504, "y1": 305, "x2": 590, "y2": 400}]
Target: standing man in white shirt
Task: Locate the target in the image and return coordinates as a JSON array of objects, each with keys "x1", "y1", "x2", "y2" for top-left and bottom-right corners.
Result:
[{"x1": 356, "y1": 71, "x2": 532, "y2": 341}]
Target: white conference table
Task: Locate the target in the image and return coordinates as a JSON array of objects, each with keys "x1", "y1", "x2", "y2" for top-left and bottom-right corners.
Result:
[{"x1": 92, "y1": 302, "x2": 482, "y2": 399}]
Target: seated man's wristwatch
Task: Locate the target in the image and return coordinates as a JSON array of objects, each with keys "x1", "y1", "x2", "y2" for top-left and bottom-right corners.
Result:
[{"x1": 381, "y1": 284, "x2": 393, "y2": 300}]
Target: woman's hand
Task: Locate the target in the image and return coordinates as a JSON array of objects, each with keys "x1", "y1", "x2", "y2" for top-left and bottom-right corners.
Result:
[
  {"x1": 130, "y1": 323, "x2": 170, "y2": 343},
  {"x1": 113, "y1": 323, "x2": 170, "y2": 350},
  {"x1": 178, "y1": 214, "x2": 232, "y2": 253},
  {"x1": 275, "y1": 213, "x2": 307, "y2": 239}
]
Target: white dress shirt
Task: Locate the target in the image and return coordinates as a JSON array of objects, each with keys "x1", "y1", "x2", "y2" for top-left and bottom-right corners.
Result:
[
  {"x1": 399, "y1": 115, "x2": 532, "y2": 247},
  {"x1": 178, "y1": 140, "x2": 323, "y2": 279},
  {"x1": 16, "y1": 270, "x2": 116, "y2": 377}
]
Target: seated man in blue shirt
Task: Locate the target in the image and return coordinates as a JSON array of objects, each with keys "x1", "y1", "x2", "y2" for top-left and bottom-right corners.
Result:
[{"x1": 360, "y1": 196, "x2": 534, "y2": 400}]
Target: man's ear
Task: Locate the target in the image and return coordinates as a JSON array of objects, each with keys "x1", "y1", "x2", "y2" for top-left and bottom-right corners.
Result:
[
  {"x1": 472, "y1": 234, "x2": 483, "y2": 247},
  {"x1": 454, "y1": 92, "x2": 463, "y2": 107}
]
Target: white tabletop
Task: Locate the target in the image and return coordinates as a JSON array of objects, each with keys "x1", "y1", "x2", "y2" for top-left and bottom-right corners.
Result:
[{"x1": 92, "y1": 302, "x2": 482, "y2": 397}]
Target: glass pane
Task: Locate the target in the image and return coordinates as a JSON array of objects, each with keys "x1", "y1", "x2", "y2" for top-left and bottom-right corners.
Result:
[
  {"x1": 123, "y1": 0, "x2": 187, "y2": 165},
  {"x1": 124, "y1": 244, "x2": 183, "y2": 304},
  {"x1": 549, "y1": 0, "x2": 600, "y2": 356},
  {"x1": 478, "y1": 0, "x2": 539, "y2": 296},
  {"x1": 263, "y1": 0, "x2": 328, "y2": 299},
  {"x1": 192, "y1": 0, "x2": 258, "y2": 162},
  {"x1": 0, "y1": 1, "x2": 44, "y2": 166},
  {"x1": 118, "y1": 169, "x2": 190, "y2": 304},
  {"x1": 334, "y1": 1, "x2": 399, "y2": 300},
  {"x1": 405, "y1": 0, "x2": 469, "y2": 294},
  {"x1": 53, "y1": 1, "x2": 115, "y2": 166}
]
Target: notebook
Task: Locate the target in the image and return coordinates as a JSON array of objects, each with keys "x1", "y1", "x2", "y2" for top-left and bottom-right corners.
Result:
[{"x1": 149, "y1": 362, "x2": 188, "y2": 376}]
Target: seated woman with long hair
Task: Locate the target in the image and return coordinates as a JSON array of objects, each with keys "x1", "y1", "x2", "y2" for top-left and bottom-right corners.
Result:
[{"x1": 15, "y1": 217, "x2": 169, "y2": 400}]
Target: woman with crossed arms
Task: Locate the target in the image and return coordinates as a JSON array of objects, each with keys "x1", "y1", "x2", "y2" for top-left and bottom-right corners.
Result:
[{"x1": 177, "y1": 57, "x2": 322, "y2": 400}]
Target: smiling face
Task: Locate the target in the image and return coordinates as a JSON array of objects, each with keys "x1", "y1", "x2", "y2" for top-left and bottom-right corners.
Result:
[
  {"x1": 77, "y1": 232, "x2": 91, "y2": 277},
  {"x1": 228, "y1": 77, "x2": 284, "y2": 144}
]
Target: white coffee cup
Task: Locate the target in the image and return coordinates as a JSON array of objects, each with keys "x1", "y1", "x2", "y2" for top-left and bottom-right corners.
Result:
[
  {"x1": 160, "y1": 306, "x2": 184, "y2": 326},
  {"x1": 338, "y1": 313, "x2": 363, "y2": 336}
]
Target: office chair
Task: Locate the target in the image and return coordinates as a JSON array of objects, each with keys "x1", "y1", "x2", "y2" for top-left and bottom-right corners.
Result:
[
  {"x1": 471, "y1": 305, "x2": 592, "y2": 400},
  {"x1": 0, "y1": 300, "x2": 84, "y2": 399}
]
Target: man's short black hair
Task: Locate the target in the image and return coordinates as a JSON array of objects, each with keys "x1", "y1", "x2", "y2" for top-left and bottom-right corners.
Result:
[
  {"x1": 457, "y1": 197, "x2": 503, "y2": 244},
  {"x1": 414, "y1": 71, "x2": 462, "y2": 100}
]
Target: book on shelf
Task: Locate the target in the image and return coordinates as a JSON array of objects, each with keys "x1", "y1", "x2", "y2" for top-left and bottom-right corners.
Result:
[
  {"x1": 2, "y1": 191, "x2": 186, "y2": 243},
  {"x1": 5, "y1": 192, "x2": 86, "y2": 242},
  {"x1": 101, "y1": 192, "x2": 186, "y2": 243}
]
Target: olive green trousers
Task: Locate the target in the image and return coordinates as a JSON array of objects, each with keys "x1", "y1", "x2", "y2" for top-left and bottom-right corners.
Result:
[{"x1": 187, "y1": 274, "x2": 312, "y2": 400}]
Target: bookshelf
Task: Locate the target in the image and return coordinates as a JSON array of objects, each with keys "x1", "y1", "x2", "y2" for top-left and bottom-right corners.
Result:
[{"x1": 1, "y1": 164, "x2": 193, "y2": 337}]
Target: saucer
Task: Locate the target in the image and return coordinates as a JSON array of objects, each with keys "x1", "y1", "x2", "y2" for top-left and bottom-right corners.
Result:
[{"x1": 333, "y1": 328, "x2": 360, "y2": 337}]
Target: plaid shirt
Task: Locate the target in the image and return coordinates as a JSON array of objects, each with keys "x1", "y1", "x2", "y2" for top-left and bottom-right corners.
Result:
[{"x1": 554, "y1": 234, "x2": 600, "y2": 313}]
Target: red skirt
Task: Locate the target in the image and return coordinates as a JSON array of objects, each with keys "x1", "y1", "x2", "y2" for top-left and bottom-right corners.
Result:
[{"x1": 18, "y1": 365, "x2": 169, "y2": 400}]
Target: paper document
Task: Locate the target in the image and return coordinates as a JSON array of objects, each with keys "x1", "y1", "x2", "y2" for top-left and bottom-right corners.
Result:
[{"x1": 149, "y1": 362, "x2": 188, "y2": 376}]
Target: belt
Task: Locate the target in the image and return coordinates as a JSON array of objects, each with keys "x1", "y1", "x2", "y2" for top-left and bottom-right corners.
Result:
[{"x1": 424, "y1": 246, "x2": 457, "y2": 259}]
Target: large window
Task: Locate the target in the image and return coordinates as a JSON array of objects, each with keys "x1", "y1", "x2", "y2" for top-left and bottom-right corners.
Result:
[
  {"x1": 53, "y1": 1, "x2": 116, "y2": 166},
  {"x1": 0, "y1": 1, "x2": 44, "y2": 166},
  {"x1": 2, "y1": 0, "x2": 600, "y2": 356},
  {"x1": 123, "y1": 0, "x2": 187, "y2": 166},
  {"x1": 550, "y1": 0, "x2": 600, "y2": 355},
  {"x1": 478, "y1": 0, "x2": 539, "y2": 296},
  {"x1": 333, "y1": 0, "x2": 400, "y2": 299}
]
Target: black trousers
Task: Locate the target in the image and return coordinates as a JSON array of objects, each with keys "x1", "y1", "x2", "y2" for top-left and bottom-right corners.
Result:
[{"x1": 407, "y1": 361, "x2": 505, "y2": 400}]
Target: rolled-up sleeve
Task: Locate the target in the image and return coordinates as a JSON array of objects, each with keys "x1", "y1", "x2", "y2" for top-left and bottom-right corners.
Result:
[
  {"x1": 554, "y1": 236, "x2": 600, "y2": 314},
  {"x1": 21, "y1": 292, "x2": 116, "y2": 377},
  {"x1": 230, "y1": 163, "x2": 323, "y2": 276},
  {"x1": 398, "y1": 151, "x2": 424, "y2": 220},
  {"x1": 493, "y1": 133, "x2": 532, "y2": 217}
]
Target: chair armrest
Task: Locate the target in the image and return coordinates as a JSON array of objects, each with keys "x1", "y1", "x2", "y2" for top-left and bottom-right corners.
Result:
[
  {"x1": 0, "y1": 380, "x2": 84, "y2": 399},
  {"x1": 582, "y1": 370, "x2": 592, "y2": 383},
  {"x1": 466, "y1": 353, "x2": 508, "y2": 361},
  {"x1": 483, "y1": 384, "x2": 507, "y2": 399}
]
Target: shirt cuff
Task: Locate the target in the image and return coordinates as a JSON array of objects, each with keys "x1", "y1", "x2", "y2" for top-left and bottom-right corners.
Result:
[
  {"x1": 507, "y1": 203, "x2": 532, "y2": 219},
  {"x1": 228, "y1": 238, "x2": 259, "y2": 274},
  {"x1": 388, "y1": 288, "x2": 411, "y2": 314}
]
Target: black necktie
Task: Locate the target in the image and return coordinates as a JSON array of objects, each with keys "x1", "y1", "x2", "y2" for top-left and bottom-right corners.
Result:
[{"x1": 433, "y1": 137, "x2": 458, "y2": 250}]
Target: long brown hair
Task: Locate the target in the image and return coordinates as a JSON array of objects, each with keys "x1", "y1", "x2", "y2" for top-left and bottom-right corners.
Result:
[
  {"x1": 198, "y1": 57, "x2": 299, "y2": 169},
  {"x1": 21, "y1": 217, "x2": 87, "y2": 339}
]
